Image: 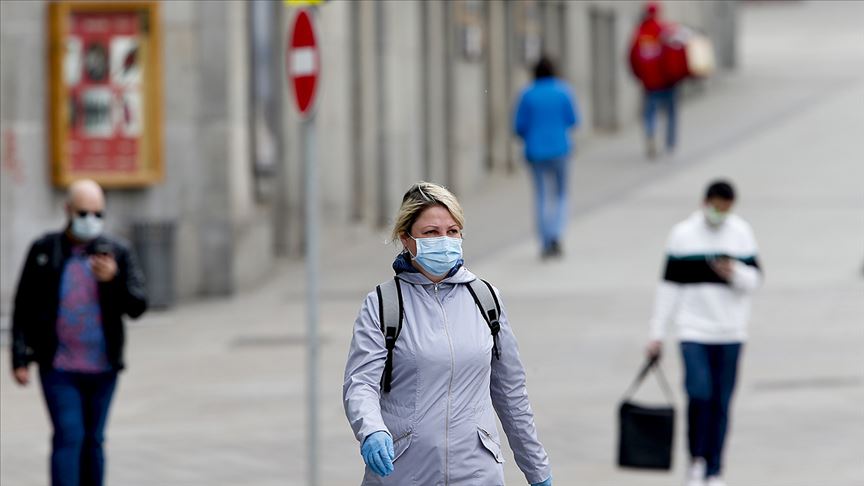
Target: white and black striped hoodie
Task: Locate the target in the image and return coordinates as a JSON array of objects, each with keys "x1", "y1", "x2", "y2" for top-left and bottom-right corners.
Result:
[{"x1": 650, "y1": 211, "x2": 762, "y2": 343}]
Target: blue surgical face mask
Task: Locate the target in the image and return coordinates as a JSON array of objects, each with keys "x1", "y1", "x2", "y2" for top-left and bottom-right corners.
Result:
[
  {"x1": 409, "y1": 235, "x2": 463, "y2": 277},
  {"x1": 71, "y1": 213, "x2": 104, "y2": 241}
]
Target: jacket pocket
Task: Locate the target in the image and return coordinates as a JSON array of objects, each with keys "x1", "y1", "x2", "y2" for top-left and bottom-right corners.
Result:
[
  {"x1": 392, "y1": 429, "x2": 413, "y2": 462},
  {"x1": 477, "y1": 426, "x2": 505, "y2": 464}
]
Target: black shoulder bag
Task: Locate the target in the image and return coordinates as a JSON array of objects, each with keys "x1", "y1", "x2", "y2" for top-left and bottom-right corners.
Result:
[{"x1": 617, "y1": 356, "x2": 676, "y2": 470}]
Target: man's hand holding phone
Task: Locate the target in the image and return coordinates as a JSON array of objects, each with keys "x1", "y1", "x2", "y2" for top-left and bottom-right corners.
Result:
[
  {"x1": 710, "y1": 256, "x2": 735, "y2": 282},
  {"x1": 90, "y1": 244, "x2": 117, "y2": 282}
]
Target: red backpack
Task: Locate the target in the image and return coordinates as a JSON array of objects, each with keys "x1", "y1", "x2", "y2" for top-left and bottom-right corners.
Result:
[
  {"x1": 629, "y1": 20, "x2": 688, "y2": 90},
  {"x1": 660, "y1": 25, "x2": 689, "y2": 86}
]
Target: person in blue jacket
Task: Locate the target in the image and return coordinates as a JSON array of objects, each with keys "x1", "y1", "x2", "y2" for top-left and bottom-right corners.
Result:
[{"x1": 514, "y1": 56, "x2": 580, "y2": 259}]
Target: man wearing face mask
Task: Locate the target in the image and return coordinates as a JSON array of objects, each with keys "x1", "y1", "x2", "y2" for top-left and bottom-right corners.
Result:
[
  {"x1": 645, "y1": 179, "x2": 762, "y2": 486},
  {"x1": 11, "y1": 179, "x2": 147, "y2": 486}
]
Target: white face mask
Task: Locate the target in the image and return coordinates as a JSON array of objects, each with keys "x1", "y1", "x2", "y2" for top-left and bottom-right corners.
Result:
[
  {"x1": 704, "y1": 205, "x2": 729, "y2": 227},
  {"x1": 71, "y1": 213, "x2": 104, "y2": 241}
]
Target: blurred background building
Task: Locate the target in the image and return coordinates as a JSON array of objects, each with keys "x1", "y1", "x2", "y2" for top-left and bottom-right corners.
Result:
[{"x1": 0, "y1": 0, "x2": 737, "y2": 315}]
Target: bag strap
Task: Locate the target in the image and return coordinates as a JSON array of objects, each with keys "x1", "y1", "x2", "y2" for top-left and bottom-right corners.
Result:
[
  {"x1": 376, "y1": 277, "x2": 403, "y2": 393},
  {"x1": 466, "y1": 278, "x2": 502, "y2": 360},
  {"x1": 622, "y1": 356, "x2": 674, "y2": 405}
]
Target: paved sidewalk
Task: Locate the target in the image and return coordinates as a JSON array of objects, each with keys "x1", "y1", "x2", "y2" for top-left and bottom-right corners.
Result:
[{"x1": 2, "y1": 2, "x2": 863, "y2": 485}]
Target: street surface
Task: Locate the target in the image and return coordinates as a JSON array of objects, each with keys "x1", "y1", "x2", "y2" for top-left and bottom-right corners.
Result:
[{"x1": 2, "y1": 2, "x2": 862, "y2": 485}]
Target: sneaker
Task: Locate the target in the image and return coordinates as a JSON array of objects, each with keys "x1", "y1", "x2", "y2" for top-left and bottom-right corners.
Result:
[
  {"x1": 665, "y1": 144, "x2": 676, "y2": 157},
  {"x1": 549, "y1": 240, "x2": 563, "y2": 258},
  {"x1": 646, "y1": 138, "x2": 658, "y2": 159},
  {"x1": 685, "y1": 458, "x2": 706, "y2": 486},
  {"x1": 706, "y1": 477, "x2": 727, "y2": 486}
]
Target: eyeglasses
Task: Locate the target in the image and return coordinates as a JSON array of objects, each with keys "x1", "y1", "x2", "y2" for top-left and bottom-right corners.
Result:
[{"x1": 76, "y1": 210, "x2": 104, "y2": 219}]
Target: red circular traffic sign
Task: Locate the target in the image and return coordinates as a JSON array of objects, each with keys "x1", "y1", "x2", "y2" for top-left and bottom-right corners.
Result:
[{"x1": 287, "y1": 9, "x2": 319, "y2": 117}]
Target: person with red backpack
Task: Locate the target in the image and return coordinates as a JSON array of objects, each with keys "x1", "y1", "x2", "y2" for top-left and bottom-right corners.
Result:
[{"x1": 629, "y1": 1, "x2": 686, "y2": 159}]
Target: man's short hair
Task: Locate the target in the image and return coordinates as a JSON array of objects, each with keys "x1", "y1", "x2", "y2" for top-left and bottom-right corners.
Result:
[
  {"x1": 705, "y1": 180, "x2": 736, "y2": 201},
  {"x1": 534, "y1": 56, "x2": 556, "y2": 80}
]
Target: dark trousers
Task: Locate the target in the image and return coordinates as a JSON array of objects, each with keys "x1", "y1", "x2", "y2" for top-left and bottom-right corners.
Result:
[
  {"x1": 680, "y1": 342, "x2": 742, "y2": 477},
  {"x1": 40, "y1": 369, "x2": 118, "y2": 486}
]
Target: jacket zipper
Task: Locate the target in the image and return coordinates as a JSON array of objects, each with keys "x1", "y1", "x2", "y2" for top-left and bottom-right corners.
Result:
[
  {"x1": 393, "y1": 429, "x2": 412, "y2": 443},
  {"x1": 389, "y1": 429, "x2": 412, "y2": 463},
  {"x1": 435, "y1": 283, "x2": 455, "y2": 486}
]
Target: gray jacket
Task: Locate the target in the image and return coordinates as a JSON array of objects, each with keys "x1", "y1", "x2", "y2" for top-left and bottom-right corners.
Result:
[{"x1": 343, "y1": 267, "x2": 551, "y2": 485}]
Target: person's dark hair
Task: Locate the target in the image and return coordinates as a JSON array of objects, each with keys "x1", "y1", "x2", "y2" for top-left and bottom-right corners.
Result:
[
  {"x1": 533, "y1": 56, "x2": 556, "y2": 80},
  {"x1": 704, "y1": 179, "x2": 736, "y2": 201}
]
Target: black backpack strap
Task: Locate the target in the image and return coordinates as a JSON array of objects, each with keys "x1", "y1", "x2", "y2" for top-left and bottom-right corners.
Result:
[
  {"x1": 376, "y1": 277, "x2": 403, "y2": 393},
  {"x1": 466, "y1": 278, "x2": 502, "y2": 360}
]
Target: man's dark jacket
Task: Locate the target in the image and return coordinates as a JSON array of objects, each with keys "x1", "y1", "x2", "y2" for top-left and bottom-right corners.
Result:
[{"x1": 11, "y1": 231, "x2": 148, "y2": 371}]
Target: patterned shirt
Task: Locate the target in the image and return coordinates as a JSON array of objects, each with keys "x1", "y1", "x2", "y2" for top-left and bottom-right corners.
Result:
[{"x1": 53, "y1": 245, "x2": 111, "y2": 372}]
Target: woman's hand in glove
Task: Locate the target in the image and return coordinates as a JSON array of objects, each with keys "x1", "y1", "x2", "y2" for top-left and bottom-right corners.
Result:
[
  {"x1": 531, "y1": 476, "x2": 552, "y2": 486},
  {"x1": 361, "y1": 431, "x2": 394, "y2": 477}
]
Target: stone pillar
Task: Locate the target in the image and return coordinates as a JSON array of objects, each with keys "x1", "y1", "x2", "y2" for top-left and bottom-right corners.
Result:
[
  {"x1": 485, "y1": 0, "x2": 510, "y2": 173},
  {"x1": 423, "y1": 1, "x2": 449, "y2": 186},
  {"x1": 706, "y1": 0, "x2": 738, "y2": 70}
]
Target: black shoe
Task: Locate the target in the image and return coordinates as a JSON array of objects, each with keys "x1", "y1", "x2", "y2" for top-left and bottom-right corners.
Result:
[{"x1": 549, "y1": 240, "x2": 563, "y2": 258}]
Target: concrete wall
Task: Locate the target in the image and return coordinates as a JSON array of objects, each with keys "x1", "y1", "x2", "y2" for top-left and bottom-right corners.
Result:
[
  {"x1": 316, "y1": 0, "x2": 352, "y2": 222},
  {"x1": 0, "y1": 0, "x2": 277, "y2": 316},
  {"x1": 450, "y1": 12, "x2": 487, "y2": 197},
  {"x1": 0, "y1": 0, "x2": 737, "y2": 315},
  {"x1": 273, "y1": 0, "x2": 740, "y2": 247},
  {"x1": 382, "y1": 1, "x2": 425, "y2": 222},
  {"x1": 1, "y1": 1, "x2": 57, "y2": 317}
]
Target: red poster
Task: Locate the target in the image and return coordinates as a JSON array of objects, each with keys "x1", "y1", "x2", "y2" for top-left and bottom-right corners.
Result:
[{"x1": 64, "y1": 11, "x2": 143, "y2": 172}]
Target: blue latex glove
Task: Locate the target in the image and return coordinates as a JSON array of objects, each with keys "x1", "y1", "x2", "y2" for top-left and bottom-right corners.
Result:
[
  {"x1": 361, "y1": 431, "x2": 394, "y2": 477},
  {"x1": 531, "y1": 476, "x2": 552, "y2": 486}
]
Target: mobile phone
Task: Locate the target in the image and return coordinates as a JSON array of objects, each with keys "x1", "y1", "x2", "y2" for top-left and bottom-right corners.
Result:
[
  {"x1": 91, "y1": 242, "x2": 113, "y2": 256},
  {"x1": 706, "y1": 253, "x2": 731, "y2": 264}
]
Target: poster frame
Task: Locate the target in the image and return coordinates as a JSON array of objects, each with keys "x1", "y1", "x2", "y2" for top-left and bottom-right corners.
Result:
[{"x1": 48, "y1": 0, "x2": 163, "y2": 188}]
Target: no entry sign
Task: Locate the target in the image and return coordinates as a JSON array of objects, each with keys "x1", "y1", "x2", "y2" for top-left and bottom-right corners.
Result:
[{"x1": 287, "y1": 9, "x2": 319, "y2": 117}]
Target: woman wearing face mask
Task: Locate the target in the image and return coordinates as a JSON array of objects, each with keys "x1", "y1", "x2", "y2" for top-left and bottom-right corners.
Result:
[{"x1": 343, "y1": 182, "x2": 553, "y2": 486}]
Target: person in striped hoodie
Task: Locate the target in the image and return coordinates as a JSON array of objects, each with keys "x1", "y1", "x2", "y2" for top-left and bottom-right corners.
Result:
[{"x1": 646, "y1": 179, "x2": 762, "y2": 486}]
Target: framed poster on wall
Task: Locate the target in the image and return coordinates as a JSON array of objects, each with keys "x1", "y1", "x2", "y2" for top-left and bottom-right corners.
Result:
[{"x1": 48, "y1": 1, "x2": 163, "y2": 188}]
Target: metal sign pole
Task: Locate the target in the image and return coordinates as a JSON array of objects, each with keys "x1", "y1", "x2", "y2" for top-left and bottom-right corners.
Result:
[
  {"x1": 288, "y1": 6, "x2": 320, "y2": 484},
  {"x1": 303, "y1": 111, "x2": 320, "y2": 486},
  {"x1": 304, "y1": 112, "x2": 319, "y2": 486}
]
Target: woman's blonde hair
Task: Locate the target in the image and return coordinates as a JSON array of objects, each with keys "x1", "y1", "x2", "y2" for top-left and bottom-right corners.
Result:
[{"x1": 391, "y1": 181, "x2": 465, "y2": 244}]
